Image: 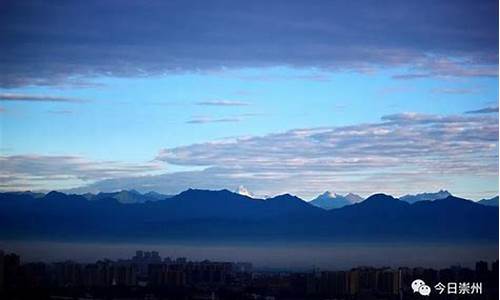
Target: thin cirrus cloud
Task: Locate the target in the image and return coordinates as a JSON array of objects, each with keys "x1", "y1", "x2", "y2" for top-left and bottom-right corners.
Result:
[
  {"x1": 465, "y1": 107, "x2": 499, "y2": 114},
  {"x1": 0, "y1": 0, "x2": 497, "y2": 87},
  {"x1": 47, "y1": 110, "x2": 73, "y2": 114},
  {"x1": 431, "y1": 88, "x2": 478, "y2": 95},
  {"x1": 71, "y1": 111, "x2": 498, "y2": 198},
  {"x1": 186, "y1": 116, "x2": 242, "y2": 124},
  {"x1": 0, "y1": 93, "x2": 83, "y2": 103},
  {"x1": 0, "y1": 154, "x2": 165, "y2": 191},
  {"x1": 196, "y1": 100, "x2": 250, "y2": 106}
]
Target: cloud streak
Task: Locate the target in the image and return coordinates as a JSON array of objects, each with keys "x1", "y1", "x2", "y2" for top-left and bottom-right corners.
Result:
[
  {"x1": 196, "y1": 100, "x2": 250, "y2": 106},
  {"x1": 186, "y1": 117, "x2": 242, "y2": 124},
  {"x1": 431, "y1": 88, "x2": 478, "y2": 95},
  {"x1": 465, "y1": 107, "x2": 499, "y2": 114},
  {"x1": 47, "y1": 110, "x2": 73, "y2": 114},
  {"x1": 0, "y1": 93, "x2": 83, "y2": 103}
]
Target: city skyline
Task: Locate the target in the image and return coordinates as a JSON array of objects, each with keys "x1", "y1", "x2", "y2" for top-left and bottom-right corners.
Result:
[
  {"x1": 0, "y1": 0, "x2": 498, "y2": 199},
  {"x1": 1, "y1": 248, "x2": 498, "y2": 300}
]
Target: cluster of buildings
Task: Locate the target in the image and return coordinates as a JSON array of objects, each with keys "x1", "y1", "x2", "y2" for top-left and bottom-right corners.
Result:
[
  {"x1": 0, "y1": 249, "x2": 498, "y2": 299},
  {"x1": 266, "y1": 262, "x2": 498, "y2": 298},
  {"x1": 0, "y1": 250, "x2": 252, "y2": 291}
]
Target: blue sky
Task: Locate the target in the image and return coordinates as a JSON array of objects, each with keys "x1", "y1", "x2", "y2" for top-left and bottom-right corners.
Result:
[{"x1": 0, "y1": 0, "x2": 498, "y2": 199}]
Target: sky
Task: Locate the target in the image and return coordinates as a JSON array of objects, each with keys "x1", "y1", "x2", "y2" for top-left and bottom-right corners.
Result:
[{"x1": 0, "y1": 0, "x2": 498, "y2": 200}]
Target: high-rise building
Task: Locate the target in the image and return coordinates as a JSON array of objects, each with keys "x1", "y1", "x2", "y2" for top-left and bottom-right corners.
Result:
[
  {"x1": 112, "y1": 264, "x2": 137, "y2": 286},
  {"x1": 476, "y1": 261, "x2": 489, "y2": 274},
  {"x1": 4, "y1": 253, "x2": 20, "y2": 288},
  {"x1": 349, "y1": 270, "x2": 359, "y2": 295},
  {"x1": 319, "y1": 271, "x2": 348, "y2": 296},
  {"x1": 377, "y1": 269, "x2": 400, "y2": 295}
]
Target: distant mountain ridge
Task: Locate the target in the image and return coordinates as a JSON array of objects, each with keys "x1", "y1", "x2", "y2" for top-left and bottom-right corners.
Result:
[
  {"x1": 0, "y1": 189, "x2": 497, "y2": 243},
  {"x1": 399, "y1": 190, "x2": 451, "y2": 204},
  {"x1": 82, "y1": 190, "x2": 171, "y2": 203},
  {"x1": 309, "y1": 191, "x2": 363, "y2": 210},
  {"x1": 478, "y1": 196, "x2": 499, "y2": 207}
]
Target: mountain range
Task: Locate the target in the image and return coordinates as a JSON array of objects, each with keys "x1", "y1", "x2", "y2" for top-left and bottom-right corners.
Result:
[
  {"x1": 309, "y1": 191, "x2": 363, "y2": 209},
  {"x1": 85, "y1": 189, "x2": 171, "y2": 203},
  {"x1": 0, "y1": 189, "x2": 497, "y2": 243},
  {"x1": 399, "y1": 190, "x2": 452, "y2": 204},
  {"x1": 478, "y1": 196, "x2": 499, "y2": 207}
]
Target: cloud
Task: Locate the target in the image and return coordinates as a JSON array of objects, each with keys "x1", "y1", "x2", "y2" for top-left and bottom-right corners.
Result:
[
  {"x1": 196, "y1": 100, "x2": 250, "y2": 106},
  {"x1": 186, "y1": 116, "x2": 242, "y2": 124},
  {"x1": 0, "y1": 93, "x2": 83, "y2": 103},
  {"x1": 431, "y1": 88, "x2": 478, "y2": 95},
  {"x1": 186, "y1": 112, "x2": 263, "y2": 124},
  {"x1": 465, "y1": 107, "x2": 499, "y2": 114},
  {"x1": 72, "y1": 111, "x2": 498, "y2": 198},
  {"x1": 214, "y1": 71, "x2": 333, "y2": 82},
  {"x1": 47, "y1": 110, "x2": 73, "y2": 114},
  {"x1": 0, "y1": 155, "x2": 164, "y2": 191},
  {"x1": 393, "y1": 57, "x2": 498, "y2": 80},
  {"x1": 160, "y1": 114, "x2": 498, "y2": 173},
  {"x1": 0, "y1": 0, "x2": 497, "y2": 87}
]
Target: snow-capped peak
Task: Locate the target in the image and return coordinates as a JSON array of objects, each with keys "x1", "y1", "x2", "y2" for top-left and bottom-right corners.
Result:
[
  {"x1": 320, "y1": 191, "x2": 341, "y2": 198},
  {"x1": 236, "y1": 185, "x2": 254, "y2": 198}
]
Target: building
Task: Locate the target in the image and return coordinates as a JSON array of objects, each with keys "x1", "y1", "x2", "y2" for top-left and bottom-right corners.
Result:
[
  {"x1": 111, "y1": 263, "x2": 137, "y2": 286},
  {"x1": 319, "y1": 271, "x2": 348, "y2": 296},
  {"x1": 53, "y1": 261, "x2": 83, "y2": 287},
  {"x1": 0, "y1": 250, "x2": 4, "y2": 292},
  {"x1": 132, "y1": 250, "x2": 162, "y2": 276},
  {"x1": 377, "y1": 269, "x2": 400, "y2": 295},
  {"x1": 3, "y1": 252, "x2": 20, "y2": 288}
]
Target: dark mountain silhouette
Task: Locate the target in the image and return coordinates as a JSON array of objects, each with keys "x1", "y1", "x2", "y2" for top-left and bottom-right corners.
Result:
[
  {"x1": 0, "y1": 189, "x2": 497, "y2": 243},
  {"x1": 325, "y1": 194, "x2": 498, "y2": 241},
  {"x1": 478, "y1": 196, "x2": 499, "y2": 207},
  {"x1": 399, "y1": 190, "x2": 451, "y2": 204},
  {"x1": 89, "y1": 190, "x2": 170, "y2": 203},
  {"x1": 309, "y1": 191, "x2": 363, "y2": 210},
  {"x1": 141, "y1": 189, "x2": 323, "y2": 222}
]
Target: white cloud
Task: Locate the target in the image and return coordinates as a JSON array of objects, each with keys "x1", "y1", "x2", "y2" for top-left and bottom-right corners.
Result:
[{"x1": 73, "y1": 112, "x2": 498, "y2": 199}]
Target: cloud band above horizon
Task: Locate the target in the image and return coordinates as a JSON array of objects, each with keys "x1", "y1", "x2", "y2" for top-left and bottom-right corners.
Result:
[{"x1": 2, "y1": 111, "x2": 497, "y2": 200}]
